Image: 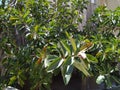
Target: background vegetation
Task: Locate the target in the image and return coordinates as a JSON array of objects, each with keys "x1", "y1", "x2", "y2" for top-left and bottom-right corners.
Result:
[{"x1": 0, "y1": 0, "x2": 120, "y2": 90}]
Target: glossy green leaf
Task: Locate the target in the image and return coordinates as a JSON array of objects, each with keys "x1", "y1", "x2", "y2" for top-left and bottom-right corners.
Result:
[
  {"x1": 61, "y1": 57, "x2": 74, "y2": 85},
  {"x1": 60, "y1": 41, "x2": 71, "y2": 55},
  {"x1": 47, "y1": 57, "x2": 64, "y2": 72},
  {"x1": 87, "y1": 54, "x2": 98, "y2": 63},
  {"x1": 65, "y1": 32, "x2": 77, "y2": 52},
  {"x1": 8, "y1": 76, "x2": 17, "y2": 85},
  {"x1": 57, "y1": 42, "x2": 66, "y2": 58},
  {"x1": 44, "y1": 55, "x2": 58, "y2": 67}
]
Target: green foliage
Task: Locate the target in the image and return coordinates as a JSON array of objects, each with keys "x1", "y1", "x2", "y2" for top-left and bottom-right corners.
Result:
[
  {"x1": 1, "y1": 0, "x2": 120, "y2": 89},
  {"x1": 0, "y1": 0, "x2": 88, "y2": 89},
  {"x1": 83, "y1": 6, "x2": 120, "y2": 88},
  {"x1": 44, "y1": 32, "x2": 99, "y2": 85}
]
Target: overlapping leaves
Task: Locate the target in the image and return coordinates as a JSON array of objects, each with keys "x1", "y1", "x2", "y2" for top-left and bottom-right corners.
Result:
[{"x1": 44, "y1": 32, "x2": 98, "y2": 85}]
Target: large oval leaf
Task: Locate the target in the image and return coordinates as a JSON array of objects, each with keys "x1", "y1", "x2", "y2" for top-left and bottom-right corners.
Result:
[
  {"x1": 61, "y1": 57, "x2": 74, "y2": 85},
  {"x1": 47, "y1": 57, "x2": 64, "y2": 72}
]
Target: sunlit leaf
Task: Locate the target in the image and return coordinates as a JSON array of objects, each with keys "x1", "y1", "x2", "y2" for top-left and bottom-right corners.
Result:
[
  {"x1": 96, "y1": 75, "x2": 105, "y2": 84},
  {"x1": 23, "y1": 10, "x2": 30, "y2": 18},
  {"x1": 87, "y1": 54, "x2": 98, "y2": 63},
  {"x1": 8, "y1": 76, "x2": 17, "y2": 85},
  {"x1": 9, "y1": 17, "x2": 19, "y2": 20},
  {"x1": 34, "y1": 25, "x2": 39, "y2": 32}
]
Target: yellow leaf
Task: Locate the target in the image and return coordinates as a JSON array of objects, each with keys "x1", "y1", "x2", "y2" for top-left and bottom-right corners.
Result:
[
  {"x1": 9, "y1": 17, "x2": 19, "y2": 20},
  {"x1": 80, "y1": 42, "x2": 93, "y2": 51},
  {"x1": 34, "y1": 25, "x2": 39, "y2": 32}
]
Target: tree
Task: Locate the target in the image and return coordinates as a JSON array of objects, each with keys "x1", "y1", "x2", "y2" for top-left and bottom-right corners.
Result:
[{"x1": 0, "y1": 0, "x2": 88, "y2": 89}]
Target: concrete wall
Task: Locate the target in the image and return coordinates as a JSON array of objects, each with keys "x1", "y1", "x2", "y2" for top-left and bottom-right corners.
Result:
[
  {"x1": 106, "y1": 0, "x2": 120, "y2": 10},
  {"x1": 96, "y1": 0, "x2": 120, "y2": 10}
]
